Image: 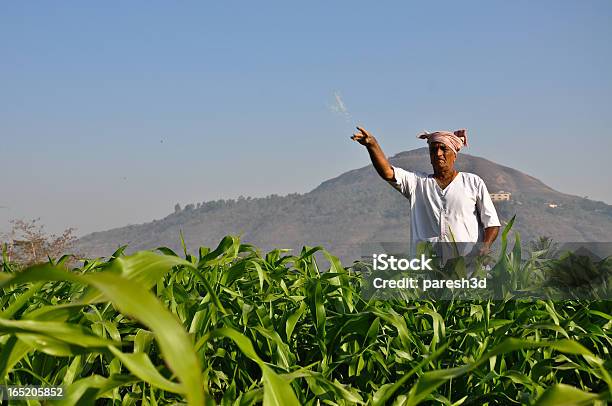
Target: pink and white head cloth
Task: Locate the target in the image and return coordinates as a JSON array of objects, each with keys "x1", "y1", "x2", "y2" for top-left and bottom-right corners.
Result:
[{"x1": 417, "y1": 129, "x2": 468, "y2": 154}]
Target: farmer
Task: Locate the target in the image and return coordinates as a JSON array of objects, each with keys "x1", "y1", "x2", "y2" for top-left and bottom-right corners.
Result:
[{"x1": 351, "y1": 126, "x2": 501, "y2": 259}]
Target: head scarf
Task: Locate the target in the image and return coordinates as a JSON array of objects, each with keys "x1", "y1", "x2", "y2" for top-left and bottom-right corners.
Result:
[{"x1": 417, "y1": 129, "x2": 468, "y2": 154}]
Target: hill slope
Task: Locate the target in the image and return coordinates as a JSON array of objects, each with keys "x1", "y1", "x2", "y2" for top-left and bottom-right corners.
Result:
[{"x1": 76, "y1": 148, "x2": 612, "y2": 262}]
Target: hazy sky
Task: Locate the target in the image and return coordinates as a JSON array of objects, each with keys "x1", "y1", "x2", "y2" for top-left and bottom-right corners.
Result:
[{"x1": 1, "y1": 1, "x2": 611, "y2": 237}]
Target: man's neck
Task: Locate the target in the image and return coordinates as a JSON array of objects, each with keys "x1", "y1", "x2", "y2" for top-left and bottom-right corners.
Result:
[{"x1": 433, "y1": 167, "x2": 458, "y2": 181}]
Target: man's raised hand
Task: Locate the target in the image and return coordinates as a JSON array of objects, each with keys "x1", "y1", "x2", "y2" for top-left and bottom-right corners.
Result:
[
  {"x1": 350, "y1": 125, "x2": 394, "y2": 180},
  {"x1": 351, "y1": 126, "x2": 376, "y2": 147}
]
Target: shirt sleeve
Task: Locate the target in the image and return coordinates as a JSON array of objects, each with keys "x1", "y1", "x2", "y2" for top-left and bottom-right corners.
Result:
[
  {"x1": 387, "y1": 166, "x2": 418, "y2": 201},
  {"x1": 476, "y1": 178, "x2": 502, "y2": 228}
]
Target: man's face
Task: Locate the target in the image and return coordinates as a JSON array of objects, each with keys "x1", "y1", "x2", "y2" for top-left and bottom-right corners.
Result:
[{"x1": 429, "y1": 142, "x2": 456, "y2": 172}]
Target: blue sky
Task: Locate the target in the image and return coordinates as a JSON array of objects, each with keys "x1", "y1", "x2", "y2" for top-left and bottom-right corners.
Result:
[{"x1": 1, "y1": 1, "x2": 611, "y2": 236}]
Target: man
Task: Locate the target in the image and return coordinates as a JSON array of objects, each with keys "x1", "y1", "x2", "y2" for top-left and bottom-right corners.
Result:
[{"x1": 351, "y1": 126, "x2": 500, "y2": 260}]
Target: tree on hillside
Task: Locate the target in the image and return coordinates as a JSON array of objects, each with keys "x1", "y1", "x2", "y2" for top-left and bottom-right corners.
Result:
[{"x1": 1, "y1": 218, "x2": 78, "y2": 265}]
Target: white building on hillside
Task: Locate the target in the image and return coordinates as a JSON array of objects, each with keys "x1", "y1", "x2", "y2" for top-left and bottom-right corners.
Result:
[{"x1": 490, "y1": 191, "x2": 511, "y2": 201}]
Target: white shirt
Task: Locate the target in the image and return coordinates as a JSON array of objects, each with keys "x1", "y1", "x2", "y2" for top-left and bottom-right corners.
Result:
[{"x1": 388, "y1": 166, "x2": 501, "y2": 249}]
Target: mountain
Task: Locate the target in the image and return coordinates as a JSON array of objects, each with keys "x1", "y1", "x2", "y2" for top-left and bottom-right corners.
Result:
[{"x1": 76, "y1": 148, "x2": 612, "y2": 263}]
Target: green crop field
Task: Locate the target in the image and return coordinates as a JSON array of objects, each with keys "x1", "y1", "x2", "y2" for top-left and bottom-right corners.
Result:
[{"x1": 0, "y1": 221, "x2": 610, "y2": 405}]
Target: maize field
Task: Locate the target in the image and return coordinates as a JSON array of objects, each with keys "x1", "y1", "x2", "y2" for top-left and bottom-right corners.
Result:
[{"x1": 0, "y1": 222, "x2": 610, "y2": 405}]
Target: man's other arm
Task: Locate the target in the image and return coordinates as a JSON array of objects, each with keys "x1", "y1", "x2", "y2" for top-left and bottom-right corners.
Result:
[
  {"x1": 481, "y1": 226, "x2": 500, "y2": 254},
  {"x1": 351, "y1": 126, "x2": 395, "y2": 181},
  {"x1": 477, "y1": 177, "x2": 501, "y2": 255}
]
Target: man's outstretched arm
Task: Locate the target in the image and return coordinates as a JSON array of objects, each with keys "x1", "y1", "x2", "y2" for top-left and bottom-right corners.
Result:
[{"x1": 351, "y1": 126, "x2": 395, "y2": 181}]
